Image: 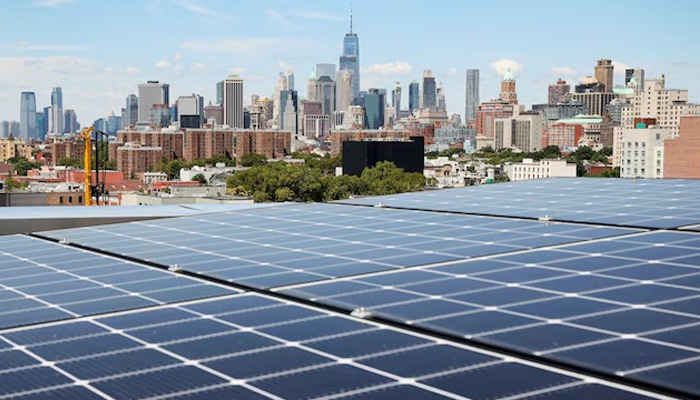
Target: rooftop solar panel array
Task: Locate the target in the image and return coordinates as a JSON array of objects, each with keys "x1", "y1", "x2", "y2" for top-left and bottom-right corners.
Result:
[
  {"x1": 339, "y1": 178, "x2": 700, "y2": 229},
  {"x1": 4, "y1": 179, "x2": 700, "y2": 399},
  {"x1": 279, "y1": 230, "x2": 700, "y2": 398},
  {"x1": 0, "y1": 235, "x2": 236, "y2": 330},
  {"x1": 0, "y1": 293, "x2": 668, "y2": 400},
  {"x1": 41, "y1": 203, "x2": 635, "y2": 289}
]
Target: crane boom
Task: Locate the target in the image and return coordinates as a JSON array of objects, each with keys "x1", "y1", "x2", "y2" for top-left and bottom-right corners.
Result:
[{"x1": 78, "y1": 127, "x2": 94, "y2": 206}]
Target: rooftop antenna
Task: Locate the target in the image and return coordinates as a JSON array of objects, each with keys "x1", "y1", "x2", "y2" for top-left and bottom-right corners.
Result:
[{"x1": 350, "y1": 3, "x2": 353, "y2": 34}]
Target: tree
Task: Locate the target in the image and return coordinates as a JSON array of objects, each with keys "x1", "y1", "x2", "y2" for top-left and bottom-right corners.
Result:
[
  {"x1": 192, "y1": 173, "x2": 207, "y2": 185},
  {"x1": 57, "y1": 157, "x2": 83, "y2": 169},
  {"x1": 253, "y1": 190, "x2": 270, "y2": 203},
  {"x1": 8, "y1": 157, "x2": 40, "y2": 176},
  {"x1": 240, "y1": 153, "x2": 267, "y2": 167},
  {"x1": 274, "y1": 187, "x2": 295, "y2": 202}
]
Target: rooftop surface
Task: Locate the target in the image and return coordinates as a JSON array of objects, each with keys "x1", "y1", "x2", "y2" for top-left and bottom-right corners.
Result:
[{"x1": 1, "y1": 178, "x2": 698, "y2": 399}]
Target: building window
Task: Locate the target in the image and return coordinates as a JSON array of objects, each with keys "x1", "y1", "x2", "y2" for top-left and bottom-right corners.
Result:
[
  {"x1": 59, "y1": 196, "x2": 64, "y2": 204},
  {"x1": 78, "y1": 196, "x2": 83, "y2": 203}
]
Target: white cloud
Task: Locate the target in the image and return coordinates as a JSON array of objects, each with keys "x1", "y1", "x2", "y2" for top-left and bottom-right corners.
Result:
[
  {"x1": 447, "y1": 67, "x2": 459, "y2": 77},
  {"x1": 180, "y1": 38, "x2": 302, "y2": 53},
  {"x1": 156, "y1": 60, "x2": 171, "y2": 69},
  {"x1": 230, "y1": 67, "x2": 247, "y2": 75},
  {"x1": 171, "y1": 0, "x2": 233, "y2": 24},
  {"x1": 125, "y1": 67, "x2": 139, "y2": 74},
  {"x1": 34, "y1": 0, "x2": 76, "y2": 7},
  {"x1": 612, "y1": 60, "x2": 631, "y2": 76},
  {"x1": 265, "y1": 8, "x2": 305, "y2": 30},
  {"x1": 191, "y1": 63, "x2": 208, "y2": 72},
  {"x1": 550, "y1": 67, "x2": 576, "y2": 77},
  {"x1": 292, "y1": 11, "x2": 343, "y2": 21},
  {"x1": 362, "y1": 61, "x2": 413, "y2": 77},
  {"x1": 279, "y1": 62, "x2": 293, "y2": 72},
  {"x1": 491, "y1": 59, "x2": 522, "y2": 76},
  {"x1": 4, "y1": 41, "x2": 87, "y2": 51},
  {"x1": 174, "y1": 52, "x2": 183, "y2": 62}
]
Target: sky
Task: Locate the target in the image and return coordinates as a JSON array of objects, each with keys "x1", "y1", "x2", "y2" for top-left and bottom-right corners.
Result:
[{"x1": 1, "y1": 0, "x2": 699, "y2": 124}]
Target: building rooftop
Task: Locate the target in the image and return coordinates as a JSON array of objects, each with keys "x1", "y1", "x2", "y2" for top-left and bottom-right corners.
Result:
[{"x1": 3, "y1": 179, "x2": 700, "y2": 399}]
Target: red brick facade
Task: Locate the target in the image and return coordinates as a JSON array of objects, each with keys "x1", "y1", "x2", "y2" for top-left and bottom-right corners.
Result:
[
  {"x1": 664, "y1": 116, "x2": 700, "y2": 178},
  {"x1": 235, "y1": 130, "x2": 291, "y2": 160}
]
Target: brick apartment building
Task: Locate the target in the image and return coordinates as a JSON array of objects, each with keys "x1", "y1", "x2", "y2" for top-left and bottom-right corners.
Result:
[
  {"x1": 110, "y1": 130, "x2": 184, "y2": 162},
  {"x1": 48, "y1": 140, "x2": 84, "y2": 165},
  {"x1": 235, "y1": 130, "x2": 291, "y2": 160},
  {"x1": 116, "y1": 144, "x2": 163, "y2": 177},
  {"x1": 330, "y1": 130, "x2": 411, "y2": 157},
  {"x1": 184, "y1": 128, "x2": 234, "y2": 161},
  {"x1": 542, "y1": 123, "x2": 584, "y2": 149},
  {"x1": 664, "y1": 116, "x2": 700, "y2": 178}
]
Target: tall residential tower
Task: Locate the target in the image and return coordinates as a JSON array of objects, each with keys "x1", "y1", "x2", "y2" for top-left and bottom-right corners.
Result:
[
  {"x1": 20, "y1": 92, "x2": 37, "y2": 141},
  {"x1": 465, "y1": 69, "x2": 479, "y2": 123},
  {"x1": 339, "y1": 8, "x2": 360, "y2": 102}
]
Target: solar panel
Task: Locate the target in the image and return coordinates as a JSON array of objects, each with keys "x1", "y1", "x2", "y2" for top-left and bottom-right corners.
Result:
[
  {"x1": 0, "y1": 293, "x2": 667, "y2": 400},
  {"x1": 279, "y1": 230, "x2": 700, "y2": 398},
  {"x1": 40, "y1": 203, "x2": 637, "y2": 290},
  {"x1": 339, "y1": 178, "x2": 700, "y2": 229},
  {"x1": 0, "y1": 235, "x2": 237, "y2": 330}
]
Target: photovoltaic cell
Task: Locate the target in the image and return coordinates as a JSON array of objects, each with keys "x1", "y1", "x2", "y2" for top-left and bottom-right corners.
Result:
[
  {"x1": 40, "y1": 202, "x2": 638, "y2": 289},
  {"x1": 339, "y1": 178, "x2": 700, "y2": 229},
  {"x1": 0, "y1": 236, "x2": 237, "y2": 331},
  {"x1": 0, "y1": 293, "x2": 660, "y2": 400},
  {"x1": 279, "y1": 230, "x2": 700, "y2": 398}
]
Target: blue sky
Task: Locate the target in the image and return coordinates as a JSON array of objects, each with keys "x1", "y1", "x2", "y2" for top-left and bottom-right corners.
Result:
[{"x1": 1, "y1": 0, "x2": 699, "y2": 123}]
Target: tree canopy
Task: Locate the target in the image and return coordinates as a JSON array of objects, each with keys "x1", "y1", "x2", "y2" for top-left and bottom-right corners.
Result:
[
  {"x1": 7, "y1": 157, "x2": 40, "y2": 176},
  {"x1": 227, "y1": 160, "x2": 425, "y2": 203}
]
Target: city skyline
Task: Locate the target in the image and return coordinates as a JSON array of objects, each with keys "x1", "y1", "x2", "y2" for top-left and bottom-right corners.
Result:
[{"x1": 0, "y1": 0, "x2": 699, "y2": 123}]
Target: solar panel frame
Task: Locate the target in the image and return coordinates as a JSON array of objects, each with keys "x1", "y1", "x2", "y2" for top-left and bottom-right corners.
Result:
[
  {"x1": 39, "y1": 203, "x2": 640, "y2": 290},
  {"x1": 338, "y1": 178, "x2": 700, "y2": 229},
  {"x1": 0, "y1": 293, "x2": 672, "y2": 400}
]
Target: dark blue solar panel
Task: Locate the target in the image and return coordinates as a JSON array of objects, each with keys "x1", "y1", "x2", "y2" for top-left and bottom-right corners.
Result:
[
  {"x1": 339, "y1": 178, "x2": 700, "y2": 229},
  {"x1": 0, "y1": 236, "x2": 237, "y2": 331},
  {"x1": 422, "y1": 362, "x2": 578, "y2": 400},
  {"x1": 40, "y1": 202, "x2": 640, "y2": 290}
]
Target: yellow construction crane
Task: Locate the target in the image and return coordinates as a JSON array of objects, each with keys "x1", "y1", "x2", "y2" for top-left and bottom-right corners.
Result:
[{"x1": 78, "y1": 126, "x2": 94, "y2": 206}]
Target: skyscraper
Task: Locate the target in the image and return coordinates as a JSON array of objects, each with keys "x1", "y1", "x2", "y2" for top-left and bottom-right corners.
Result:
[
  {"x1": 279, "y1": 90, "x2": 298, "y2": 134},
  {"x1": 339, "y1": 9, "x2": 360, "y2": 102},
  {"x1": 336, "y1": 70, "x2": 353, "y2": 113},
  {"x1": 286, "y1": 70, "x2": 295, "y2": 91},
  {"x1": 274, "y1": 73, "x2": 289, "y2": 128},
  {"x1": 548, "y1": 79, "x2": 570, "y2": 104},
  {"x1": 138, "y1": 81, "x2": 170, "y2": 123},
  {"x1": 408, "y1": 81, "x2": 420, "y2": 113},
  {"x1": 20, "y1": 92, "x2": 37, "y2": 141},
  {"x1": 316, "y1": 63, "x2": 336, "y2": 79},
  {"x1": 177, "y1": 94, "x2": 204, "y2": 128},
  {"x1": 392, "y1": 82, "x2": 402, "y2": 121},
  {"x1": 315, "y1": 76, "x2": 336, "y2": 118},
  {"x1": 224, "y1": 74, "x2": 244, "y2": 128},
  {"x1": 216, "y1": 80, "x2": 224, "y2": 105},
  {"x1": 625, "y1": 68, "x2": 645, "y2": 92},
  {"x1": 465, "y1": 69, "x2": 480, "y2": 123},
  {"x1": 594, "y1": 59, "x2": 614, "y2": 92},
  {"x1": 422, "y1": 70, "x2": 437, "y2": 110},
  {"x1": 63, "y1": 110, "x2": 79, "y2": 134},
  {"x1": 364, "y1": 89, "x2": 385, "y2": 129},
  {"x1": 50, "y1": 87, "x2": 63, "y2": 135},
  {"x1": 36, "y1": 111, "x2": 47, "y2": 140},
  {"x1": 125, "y1": 94, "x2": 138, "y2": 128}
]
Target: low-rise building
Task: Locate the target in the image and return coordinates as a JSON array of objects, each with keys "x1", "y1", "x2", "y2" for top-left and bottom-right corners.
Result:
[
  {"x1": 503, "y1": 158, "x2": 577, "y2": 181},
  {"x1": 618, "y1": 123, "x2": 672, "y2": 179}
]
